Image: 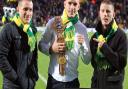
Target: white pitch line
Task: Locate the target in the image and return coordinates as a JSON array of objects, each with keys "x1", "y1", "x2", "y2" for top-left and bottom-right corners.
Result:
[{"x1": 38, "y1": 73, "x2": 47, "y2": 85}]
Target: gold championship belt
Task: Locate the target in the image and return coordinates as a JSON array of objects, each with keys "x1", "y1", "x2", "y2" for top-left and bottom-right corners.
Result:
[{"x1": 52, "y1": 16, "x2": 66, "y2": 76}]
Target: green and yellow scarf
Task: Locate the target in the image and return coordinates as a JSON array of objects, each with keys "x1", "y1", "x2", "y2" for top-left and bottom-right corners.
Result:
[
  {"x1": 13, "y1": 13, "x2": 36, "y2": 52},
  {"x1": 95, "y1": 20, "x2": 118, "y2": 70},
  {"x1": 61, "y1": 9, "x2": 78, "y2": 50}
]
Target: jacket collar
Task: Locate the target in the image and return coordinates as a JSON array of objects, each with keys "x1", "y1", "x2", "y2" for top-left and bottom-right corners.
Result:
[{"x1": 96, "y1": 20, "x2": 113, "y2": 37}]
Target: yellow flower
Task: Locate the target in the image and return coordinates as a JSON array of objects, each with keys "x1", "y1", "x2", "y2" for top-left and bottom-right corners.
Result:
[{"x1": 97, "y1": 35, "x2": 106, "y2": 42}]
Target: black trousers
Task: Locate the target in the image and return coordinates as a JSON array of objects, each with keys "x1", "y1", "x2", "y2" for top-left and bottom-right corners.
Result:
[{"x1": 46, "y1": 74, "x2": 80, "y2": 89}]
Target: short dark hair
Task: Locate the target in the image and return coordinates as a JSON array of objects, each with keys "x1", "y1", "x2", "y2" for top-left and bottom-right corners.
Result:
[
  {"x1": 100, "y1": 0, "x2": 114, "y2": 9},
  {"x1": 17, "y1": 0, "x2": 33, "y2": 7}
]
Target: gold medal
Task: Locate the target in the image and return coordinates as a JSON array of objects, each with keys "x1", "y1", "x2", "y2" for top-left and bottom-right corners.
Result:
[{"x1": 58, "y1": 56, "x2": 66, "y2": 64}]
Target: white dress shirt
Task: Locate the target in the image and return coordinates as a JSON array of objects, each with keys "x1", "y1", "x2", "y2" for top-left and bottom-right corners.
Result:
[{"x1": 39, "y1": 18, "x2": 92, "y2": 82}]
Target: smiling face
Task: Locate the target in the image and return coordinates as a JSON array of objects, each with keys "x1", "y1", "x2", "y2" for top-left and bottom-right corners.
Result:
[
  {"x1": 17, "y1": 0, "x2": 33, "y2": 24},
  {"x1": 64, "y1": 0, "x2": 80, "y2": 18},
  {"x1": 99, "y1": 3, "x2": 115, "y2": 28}
]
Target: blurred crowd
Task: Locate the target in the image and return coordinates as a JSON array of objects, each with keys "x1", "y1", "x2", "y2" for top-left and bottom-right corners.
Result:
[
  {"x1": 0, "y1": 0, "x2": 128, "y2": 30},
  {"x1": 33, "y1": 0, "x2": 63, "y2": 26}
]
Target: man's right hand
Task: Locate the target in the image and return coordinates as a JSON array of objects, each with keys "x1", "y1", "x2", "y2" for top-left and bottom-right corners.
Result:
[{"x1": 51, "y1": 37, "x2": 66, "y2": 53}]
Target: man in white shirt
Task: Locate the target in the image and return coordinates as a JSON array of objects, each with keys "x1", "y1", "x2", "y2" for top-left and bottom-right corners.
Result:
[{"x1": 38, "y1": 0, "x2": 91, "y2": 88}]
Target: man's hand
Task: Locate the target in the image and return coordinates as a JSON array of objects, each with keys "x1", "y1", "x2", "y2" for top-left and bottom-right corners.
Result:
[
  {"x1": 77, "y1": 34, "x2": 84, "y2": 45},
  {"x1": 93, "y1": 38, "x2": 105, "y2": 48},
  {"x1": 51, "y1": 37, "x2": 66, "y2": 53}
]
